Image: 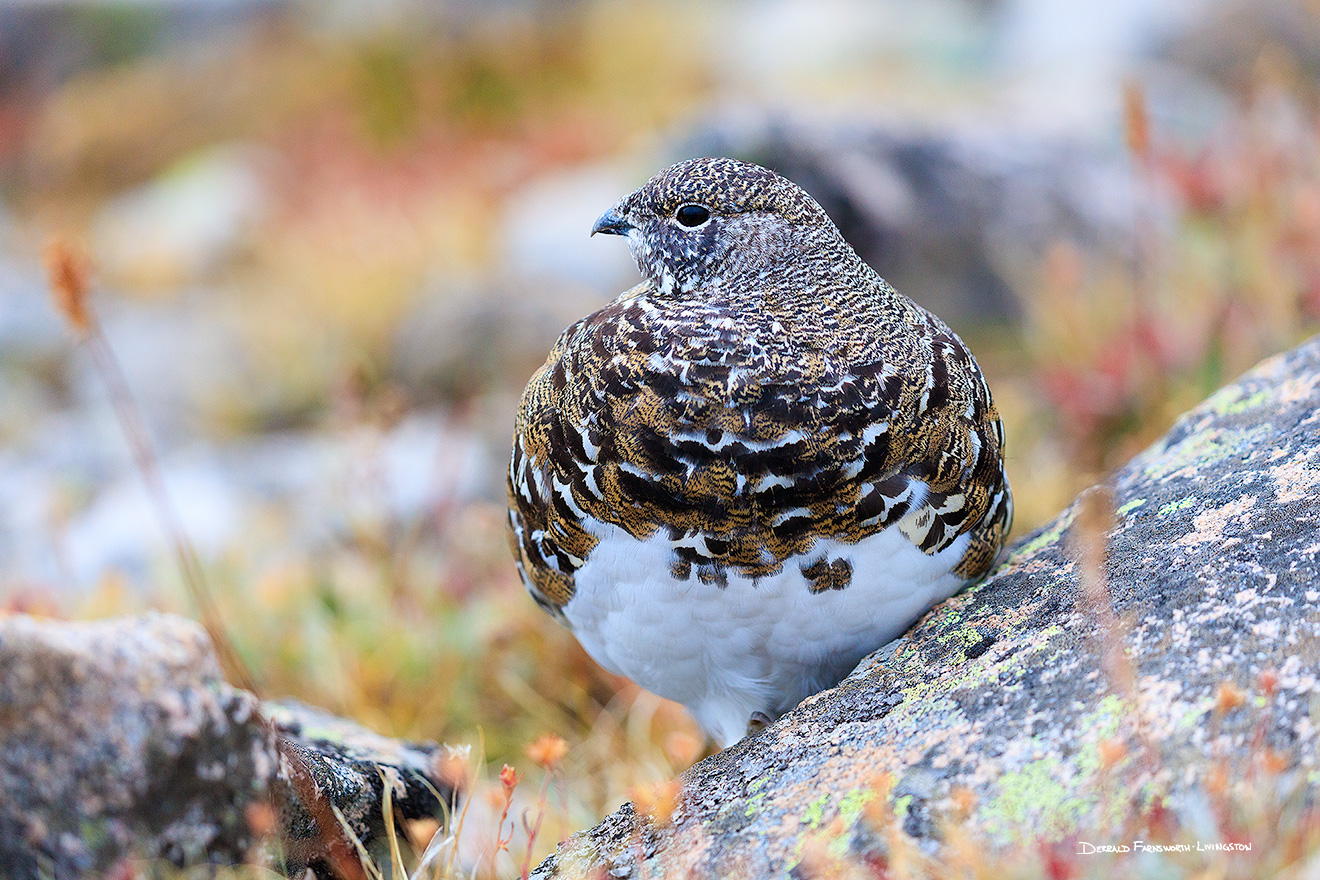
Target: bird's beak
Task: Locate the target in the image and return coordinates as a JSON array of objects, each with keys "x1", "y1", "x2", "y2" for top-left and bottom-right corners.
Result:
[{"x1": 591, "y1": 207, "x2": 632, "y2": 237}]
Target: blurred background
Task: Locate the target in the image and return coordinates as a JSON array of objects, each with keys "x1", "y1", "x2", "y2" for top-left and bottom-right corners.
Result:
[{"x1": 3, "y1": 0, "x2": 1320, "y2": 866}]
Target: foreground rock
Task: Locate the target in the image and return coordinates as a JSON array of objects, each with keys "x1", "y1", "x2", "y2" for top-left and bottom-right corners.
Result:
[
  {"x1": 0, "y1": 612, "x2": 456, "y2": 879},
  {"x1": 268, "y1": 700, "x2": 459, "y2": 877},
  {"x1": 0, "y1": 614, "x2": 274, "y2": 876},
  {"x1": 534, "y1": 337, "x2": 1320, "y2": 878}
]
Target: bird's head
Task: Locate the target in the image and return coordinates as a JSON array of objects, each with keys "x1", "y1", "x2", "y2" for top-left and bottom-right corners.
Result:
[{"x1": 592, "y1": 157, "x2": 842, "y2": 296}]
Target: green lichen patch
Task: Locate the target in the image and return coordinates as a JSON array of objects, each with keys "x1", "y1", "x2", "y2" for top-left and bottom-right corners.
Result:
[
  {"x1": 1204, "y1": 384, "x2": 1273, "y2": 417},
  {"x1": 1116, "y1": 497, "x2": 1147, "y2": 517},
  {"x1": 978, "y1": 694, "x2": 1135, "y2": 842},
  {"x1": 1159, "y1": 496, "x2": 1199, "y2": 517}
]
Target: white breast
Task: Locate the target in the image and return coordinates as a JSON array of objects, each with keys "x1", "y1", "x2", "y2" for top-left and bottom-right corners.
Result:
[{"x1": 562, "y1": 519, "x2": 972, "y2": 747}]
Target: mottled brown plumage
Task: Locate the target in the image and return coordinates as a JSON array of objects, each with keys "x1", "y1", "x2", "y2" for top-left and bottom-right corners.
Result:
[{"x1": 506, "y1": 157, "x2": 1012, "y2": 745}]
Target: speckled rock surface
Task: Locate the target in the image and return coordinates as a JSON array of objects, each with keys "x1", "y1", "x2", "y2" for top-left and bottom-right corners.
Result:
[
  {"x1": 533, "y1": 336, "x2": 1320, "y2": 878},
  {"x1": 0, "y1": 612, "x2": 278, "y2": 879},
  {"x1": 0, "y1": 613, "x2": 457, "y2": 879}
]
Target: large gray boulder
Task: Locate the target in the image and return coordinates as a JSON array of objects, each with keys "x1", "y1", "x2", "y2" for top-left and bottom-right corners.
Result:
[
  {"x1": 0, "y1": 612, "x2": 457, "y2": 879},
  {"x1": 534, "y1": 335, "x2": 1320, "y2": 878}
]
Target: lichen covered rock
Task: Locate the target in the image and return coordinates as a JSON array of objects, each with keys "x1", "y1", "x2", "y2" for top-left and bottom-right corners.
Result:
[
  {"x1": 0, "y1": 612, "x2": 277, "y2": 879},
  {"x1": 0, "y1": 613, "x2": 458, "y2": 879},
  {"x1": 534, "y1": 336, "x2": 1320, "y2": 878}
]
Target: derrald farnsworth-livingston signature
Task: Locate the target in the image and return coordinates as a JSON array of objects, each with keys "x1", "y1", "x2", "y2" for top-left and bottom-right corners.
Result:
[{"x1": 1077, "y1": 841, "x2": 1252, "y2": 854}]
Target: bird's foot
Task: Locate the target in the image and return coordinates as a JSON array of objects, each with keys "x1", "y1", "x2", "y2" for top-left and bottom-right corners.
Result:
[{"x1": 746, "y1": 710, "x2": 775, "y2": 737}]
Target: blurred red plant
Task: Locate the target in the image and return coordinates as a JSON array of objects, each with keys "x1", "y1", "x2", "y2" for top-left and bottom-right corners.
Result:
[{"x1": 1030, "y1": 80, "x2": 1320, "y2": 479}]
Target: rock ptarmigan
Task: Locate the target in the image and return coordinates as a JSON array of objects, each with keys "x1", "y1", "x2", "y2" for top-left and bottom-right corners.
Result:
[{"x1": 507, "y1": 157, "x2": 1012, "y2": 747}]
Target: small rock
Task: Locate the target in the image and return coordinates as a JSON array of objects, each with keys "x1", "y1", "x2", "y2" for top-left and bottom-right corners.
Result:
[
  {"x1": 0, "y1": 612, "x2": 278, "y2": 879},
  {"x1": 0, "y1": 257, "x2": 66, "y2": 363},
  {"x1": 0, "y1": 612, "x2": 461, "y2": 878},
  {"x1": 72, "y1": 294, "x2": 250, "y2": 442},
  {"x1": 498, "y1": 162, "x2": 640, "y2": 293},
  {"x1": 391, "y1": 278, "x2": 607, "y2": 402},
  {"x1": 0, "y1": 410, "x2": 489, "y2": 593}
]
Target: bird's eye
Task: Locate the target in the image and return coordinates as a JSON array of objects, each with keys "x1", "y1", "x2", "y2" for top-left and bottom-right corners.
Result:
[{"x1": 675, "y1": 204, "x2": 711, "y2": 227}]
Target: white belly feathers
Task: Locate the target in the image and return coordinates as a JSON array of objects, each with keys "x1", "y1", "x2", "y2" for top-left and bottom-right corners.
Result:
[{"x1": 562, "y1": 516, "x2": 972, "y2": 747}]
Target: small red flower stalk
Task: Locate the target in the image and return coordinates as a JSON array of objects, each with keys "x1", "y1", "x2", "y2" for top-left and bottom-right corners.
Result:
[
  {"x1": 491, "y1": 763, "x2": 521, "y2": 860},
  {"x1": 518, "y1": 733, "x2": 569, "y2": 879}
]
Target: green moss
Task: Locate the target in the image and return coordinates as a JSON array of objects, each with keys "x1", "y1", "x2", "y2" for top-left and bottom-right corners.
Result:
[
  {"x1": 893, "y1": 794, "x2": 913, "y2": 818},
  {"x1": 1142, "y1": 423, "x2": 1269, "y2": 482},
  {"x1": 745, "y1": 789, "x2": 767, "y2": 818},
  {"x1": 890, "y1": 622, "x2": 1070, "y2": 716},
  {"x1": 925, "y1": 606, "x2": 965, "y2": 638},
  {"x1": 783, "y1": 787, "x2": 884, "y2": 874},
  {"x1": 838, "y1": 788, "x2": 874, "y2": 826},
  {"x1": 936, "y1": 623, "x2": 984, "y2": 651},
  {"x1": 982, "y1": 759, "x2": 1076, "y2": 839},
  {"x1": 794, "y1": 788, "x2": 876, "y2": 833},
  {"x1": 1073, "y1": 695, "x2": 1127, "y2": 775}
]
